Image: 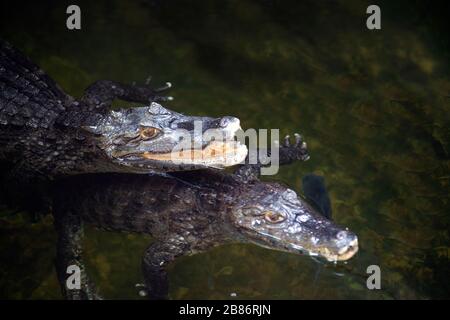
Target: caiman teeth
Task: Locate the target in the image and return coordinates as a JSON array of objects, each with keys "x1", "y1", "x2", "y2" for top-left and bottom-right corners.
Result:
[
  {"x1": 142, "y1": 140, "x2": 248, "y2": 167},
  {"x1": 336, "y1": 238, "x2": 359, "y2": 261}
]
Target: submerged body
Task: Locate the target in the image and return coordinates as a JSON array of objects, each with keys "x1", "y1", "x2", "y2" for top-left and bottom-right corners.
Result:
[
  {"x1": 0, "y1": 40, "x2": 246, "y2": 180},
  {"x1": 302, "y1": 173, "x2": 332, "y2": 219},
  {"x1": 53, "y1": 137, "x2": 358, "y2": 299}
]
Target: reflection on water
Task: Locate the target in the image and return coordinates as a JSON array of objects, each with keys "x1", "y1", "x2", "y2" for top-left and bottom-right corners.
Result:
[{"x1": 0, "y1": 0, "x2": 449, "y2": 299}]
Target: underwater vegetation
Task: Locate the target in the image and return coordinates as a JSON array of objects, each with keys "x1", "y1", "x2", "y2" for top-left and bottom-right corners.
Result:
[{"x1": 0, "y1": 0, "x2": 449, "y2": 299}]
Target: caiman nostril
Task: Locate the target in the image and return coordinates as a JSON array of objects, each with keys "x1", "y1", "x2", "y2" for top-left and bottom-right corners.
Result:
[
  {"x1": 220, "y1": 116, "x2": 239, "y2": 128},
  {"x1": 336, "y1": 231, "x2": 347, "y2": 240}
]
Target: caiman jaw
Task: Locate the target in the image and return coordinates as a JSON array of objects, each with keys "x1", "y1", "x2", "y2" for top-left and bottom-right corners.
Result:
[
  {"x1": 141, "y1": 140, "x2": 247, "y2": 168},
  {"x1": 336, "y1": 237, "x2": 359, "y2": 261},
  {"x1": 311, "y1": 237, "x2": 359, "y2": 262},
  {"x1": 98, "y1": 104, "x2": 248, "y2": 171}
]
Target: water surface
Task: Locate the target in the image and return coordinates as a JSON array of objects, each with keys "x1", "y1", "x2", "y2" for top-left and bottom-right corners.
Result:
[{"x1": 0, "y1": 0, "x2": 449, "y2": 299}]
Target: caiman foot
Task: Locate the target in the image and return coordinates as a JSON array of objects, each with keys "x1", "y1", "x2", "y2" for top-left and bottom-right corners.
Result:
[
  {"x1": 135, "y1": 283, "x2": 149, "y2": 298},
  {"x1": 279, "y1": 132, "x2": 310, "y2": 164},
  {"x1": 235, "y1": 131, "x2": 310, "y2": 181},
  {"x1": 141, "y1": 237, "x2": 191, "y2": 300},
  {"x1": 81, "y1": 77, "x2": 174, "y2": 112},
  {"x1": 138, "y1": 75, "x2": 174, "y2": 102}
]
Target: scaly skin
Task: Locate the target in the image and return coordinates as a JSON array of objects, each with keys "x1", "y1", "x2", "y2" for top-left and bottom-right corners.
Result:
[
  {"x1": 53, "y1": 136, "x2": 358, "y2": 299},
  {"x1": 0, "y1": 40, "x2": 246, "y2": 180}
]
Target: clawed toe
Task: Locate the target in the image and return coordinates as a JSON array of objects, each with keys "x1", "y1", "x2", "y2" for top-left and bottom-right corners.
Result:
[
  {"x1": 284, "y1": 135, "x2": 291, "y2": 147},
  {"x1": 152, "y1": 95, "x2": 174, "y2": 102},
  {"x1": 154, "y1": 81, "x2": 172, "y2": 92},
  {"x1": 301, "y1": 141, "x2": 307, "y2": 150},
  {"x1": 136, "y1": 75, "x2": 173, "y2": 94},
  {"x1": 284, "y1": 133, "x2": 305, "y2": 147},
  {"x1": 281, "y1": 132, "x2": 310, "y2": 162},
  {"x1": 152, "y1": 82, "x2": 173, "y2": 102},
  {"x1": 141, "y1": 77, "x2": 174, "y2": 102},
  {"x1": 289, "y1": 133, "x2": 307, "y2": 150},
  {"x1": 135, "y1": 283, "x2": 148, "y2": 297},
  {"x1": 142, "y1": 75, "x2": 171, "y2": 91},
  {"x1": 294, "y1": 133, "x2": 303, "y2": 146}
]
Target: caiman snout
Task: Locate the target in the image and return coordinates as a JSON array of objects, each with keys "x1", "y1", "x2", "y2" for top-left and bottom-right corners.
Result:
[
  {"x1": 231, "y1": 184, "x2": 359, "y2": 262},
  {"x1": 326, "y1": 229, "x2": 359, "y2": 261},
  {"x1": 337, "y1": 235, "x2": 358, "y2": 261},
  {"x1": 220, "y1": 116, "x2": 239, "y2": 128},
  {"x1": 218, "y1": 116, "x2": 241, "y2": 140}
]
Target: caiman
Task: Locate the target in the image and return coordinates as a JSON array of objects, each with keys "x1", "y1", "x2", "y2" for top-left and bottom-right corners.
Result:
[
  {"x1": 53, "y1": 134, "x2": 359, "y2": 299},
  {"x1": 0, "y1": 40, "x2": 247, "y2": 180}
]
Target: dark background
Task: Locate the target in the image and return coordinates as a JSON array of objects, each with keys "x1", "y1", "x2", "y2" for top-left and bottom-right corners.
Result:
[{"x1": 0, "y1": 0, "x2": 449, "y2": 299}]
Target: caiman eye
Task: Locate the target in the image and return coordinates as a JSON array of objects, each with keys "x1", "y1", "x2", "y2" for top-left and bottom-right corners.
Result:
[
  {"x1": 140, "y1": 127, "x2": 161, "y2": 140},
  {"x1": 241, "y1": 206, "x2": 264, "y2": 216},
  {"x1": 264, "y1": 211, "x2": 286, "y2": 223}
]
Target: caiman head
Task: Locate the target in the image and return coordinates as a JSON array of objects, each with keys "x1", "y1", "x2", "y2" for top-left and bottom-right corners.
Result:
[
  {"x1": 230, "y1": 181, "x2": 358, "y2": 262},
  {"x1": 83, "y1": 102, "x2": 247, "y2": 172}
]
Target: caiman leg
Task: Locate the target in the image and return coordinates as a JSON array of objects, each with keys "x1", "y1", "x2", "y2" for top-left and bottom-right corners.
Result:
[
  {"x1": 279, "y1": 133, "x2": 310, "y2": 165},
  {"x1": 81, "y1": 79, "x2": 172, "y2": 111},
  {"x1": 141, "y1": 236, "x2": 191, "y2": 300},
  {"x1": 54, "y1": 208, "x2": 100, "y2": 300},
  {"x1": 236, "y1": 133, "x2": 310, "y2": 181}
]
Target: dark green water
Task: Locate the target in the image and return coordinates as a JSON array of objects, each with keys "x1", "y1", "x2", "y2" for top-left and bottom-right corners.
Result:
[{"x1": 0, "y1": 0, "x2": 449, "y2": 299}]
